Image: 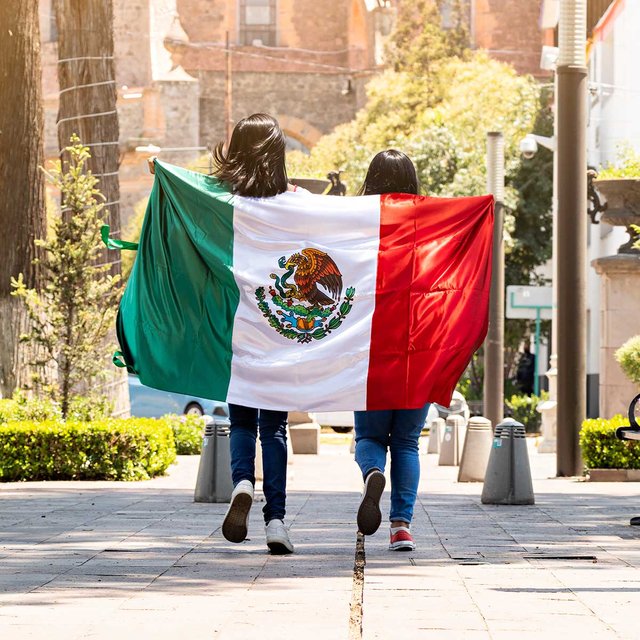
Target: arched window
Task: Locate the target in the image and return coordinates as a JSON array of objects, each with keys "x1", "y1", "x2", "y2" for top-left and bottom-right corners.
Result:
[{"x1": 239, "y1": 0, "x2": 277, "y2": 46}]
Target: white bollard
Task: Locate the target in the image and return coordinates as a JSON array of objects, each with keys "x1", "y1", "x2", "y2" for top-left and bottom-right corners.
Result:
[
  {"x1": 428, "y1": 417, "x2": 445, "y2": 454},
  {"x1": 458, "y1": 416, "x2": 493, "y2": 482},
  {"x1": 438, "y1": 415, "x2": 466, "y2": 466}
]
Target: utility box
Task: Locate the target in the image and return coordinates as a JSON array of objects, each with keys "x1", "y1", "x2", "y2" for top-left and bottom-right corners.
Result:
[{"x1": 194, "y1": 416, "x2": 233, "y2": 503}]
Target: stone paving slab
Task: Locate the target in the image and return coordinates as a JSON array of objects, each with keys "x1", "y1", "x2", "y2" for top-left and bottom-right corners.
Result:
[{"x1": 2, "y1": 443, "x2": 640, "y2": 638}]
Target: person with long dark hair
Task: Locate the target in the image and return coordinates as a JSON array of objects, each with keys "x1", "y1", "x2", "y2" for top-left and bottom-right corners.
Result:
[
  {"x1": 354, "y1": 149, "x2": 429, "y2": 552},
  {"x1": 216, "y1": 113, "x2": 304, "y2": 555}
]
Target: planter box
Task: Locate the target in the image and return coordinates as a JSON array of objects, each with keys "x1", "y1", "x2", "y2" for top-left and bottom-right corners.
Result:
[
  {"x1": 594, "y1": 178, "x2": 640, "y2": 253},
  {"x1": 587, "y1": 468, "x2": 640, "y2": 482}
]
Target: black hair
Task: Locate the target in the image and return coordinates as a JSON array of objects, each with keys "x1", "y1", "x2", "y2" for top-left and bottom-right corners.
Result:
[
  {"x1": 357, "y1": 149, "x2": 419, "y2": 196},
  {"x1": 213, "y1": 113, "x2": 288, "y2": 197}
]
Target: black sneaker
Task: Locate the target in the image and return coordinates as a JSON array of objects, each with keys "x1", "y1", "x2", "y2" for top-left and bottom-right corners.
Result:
[{"x1": 357, "y1": 470, "x2": 386, "y2": 535}]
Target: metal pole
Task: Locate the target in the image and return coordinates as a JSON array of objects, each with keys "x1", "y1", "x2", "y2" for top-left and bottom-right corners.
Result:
[
  {"x1": 483, "y1": 132, "x2": 505, "y2": 429},
  {"x1": 534, "y1": 311, "x2": 541, "y2": 397},
  {"x1": 556, "y1": 0, "x2": 587, "y2": 476},
  {"x1": 225, "y1": 30, "x2": 233, "y2": 143}
]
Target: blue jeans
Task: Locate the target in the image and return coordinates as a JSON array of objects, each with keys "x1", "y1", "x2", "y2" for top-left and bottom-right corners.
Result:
[
  {"x1": 354, "y1": 405, "x2": 430, "y2": 524},
  {"x1": 229, "y1": 404, "x2": 288, "y2": 524}
]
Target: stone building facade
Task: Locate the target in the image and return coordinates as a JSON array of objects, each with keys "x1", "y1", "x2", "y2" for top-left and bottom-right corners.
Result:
[
  {"x1": 39, "y1": 0, "x2": 385, "y2": 224},
  {"x1": 39, "y1": 0, "x2": 556, "y2": 225},
  {"x1": 471, "y1": 0, "x2": 555, "y2": 77},
  {"x1": 166, "y1": 0, "x2": 382, "y2": 151}
]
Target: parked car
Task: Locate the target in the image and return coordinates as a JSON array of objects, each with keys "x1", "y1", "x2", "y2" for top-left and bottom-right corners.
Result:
[
  {"x1": 128, "y1": 374, "x2": 228, "y2": 419},
  {"x1": 312, "y1": 403, "x2": 441, "y2": 434}
]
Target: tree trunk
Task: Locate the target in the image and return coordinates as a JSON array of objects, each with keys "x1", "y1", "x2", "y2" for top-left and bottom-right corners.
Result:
[
  {"x1": 56, "y1": 0, "x2": 122, "y2": 266},
  {"x1": 0, "y1": 0, "x2": 47, "y2": 397},
  {"x1": 56, "y1": 0, "x2": 130, "y2": 416}
]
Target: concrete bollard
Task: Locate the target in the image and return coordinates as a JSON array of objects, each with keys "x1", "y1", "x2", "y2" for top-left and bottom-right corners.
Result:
[
  {"x1": 438, "y1": 415, "x2": 466, "y2": 466},
  {"x1": 458, "y1": 417, "x2": 492, "y2": 482},
  {"x1": 289, "y1": 422, "x2": 320, "y2": 454},
  {"x1": 194, "y1": 416, "x2": 234, "y2": 503},
  {"x1": 481, "y1": 418, "x2": 535, "y2": 505},
  {"x1": 428, "y1": 417, "x2": 445, "y2": 454}
]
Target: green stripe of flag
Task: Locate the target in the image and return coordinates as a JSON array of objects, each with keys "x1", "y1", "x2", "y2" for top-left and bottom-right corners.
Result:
[{"x1": 117, "y1": 161, "x2": 238, "y2": 400}]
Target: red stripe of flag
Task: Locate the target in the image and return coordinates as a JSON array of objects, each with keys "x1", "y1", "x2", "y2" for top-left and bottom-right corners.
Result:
[{"x1": 366, "y1": 193, "x2": 494, "y2": 410}]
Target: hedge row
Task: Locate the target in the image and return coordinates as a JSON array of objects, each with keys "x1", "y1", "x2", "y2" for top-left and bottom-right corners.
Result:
[
  {"x1": 0, "y1": 419, "x2": 177, "y2": 481},
  {"x1": 580, "y1": 414, "x2": 640, "y2": 470},
  {"x1": 1, "y1": 393, "x2": 205, "y2": 454}
]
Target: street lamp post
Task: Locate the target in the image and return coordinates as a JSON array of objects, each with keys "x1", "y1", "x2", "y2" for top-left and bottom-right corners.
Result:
[
  {"x1": 520, "y1": 129, "x2": 558, "y2": 454},
  {"x1": 483, "y1": 132, "x2": 505, "y2": 429},
  {"x1": 556, "y1": 0, "x2": 587, "y2": 476}
]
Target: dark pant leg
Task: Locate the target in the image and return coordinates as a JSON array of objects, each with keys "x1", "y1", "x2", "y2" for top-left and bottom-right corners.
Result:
[
  {"x1": 229, "y1": 403, "x2": 258, "y2": 486},
  {"x1": 258, "y1": 409, "x2": 288, "y2": 524}
]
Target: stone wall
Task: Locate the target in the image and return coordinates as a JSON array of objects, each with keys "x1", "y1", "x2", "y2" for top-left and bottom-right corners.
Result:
[
  {"x1": 113, "y1": 0, "x2": 151, "y2": 88},
  {"x1": 175, "y1": 0, "x2": 374, "y2": 69},
  {"x1": 198, "y1": 70, "x2": 367, "y2": 149},
  {"x1": 592, "y1": 254, "x2": 640, "y2": 418},
  {"x1": 473, "y1": 0, "x2": 553, "y2": 77}
]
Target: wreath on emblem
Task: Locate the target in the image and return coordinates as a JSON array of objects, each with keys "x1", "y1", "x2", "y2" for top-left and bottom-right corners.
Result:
[{"x1": 255, "y1": 248, "x2": 355, "y2": 344}]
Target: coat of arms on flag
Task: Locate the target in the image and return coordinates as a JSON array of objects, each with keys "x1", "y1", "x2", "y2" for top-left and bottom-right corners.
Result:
[{"x1": 255, "y1": 249, "x2": 355, "y2": 343}]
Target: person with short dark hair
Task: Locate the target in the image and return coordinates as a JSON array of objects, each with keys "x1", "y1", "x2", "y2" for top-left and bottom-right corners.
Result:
[{"x1": 354, "y1": 149, "x2": 430, "y2": 552}]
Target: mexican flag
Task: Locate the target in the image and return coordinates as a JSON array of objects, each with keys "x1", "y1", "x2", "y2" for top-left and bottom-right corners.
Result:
[{"x1": 110, "y1": 160, "x2": 493, "y2": 411}]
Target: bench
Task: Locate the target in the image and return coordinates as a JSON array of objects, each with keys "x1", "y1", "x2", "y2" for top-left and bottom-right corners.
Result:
[{"x1": 615, "y1": 393, "x2": 640, "y2": 526}]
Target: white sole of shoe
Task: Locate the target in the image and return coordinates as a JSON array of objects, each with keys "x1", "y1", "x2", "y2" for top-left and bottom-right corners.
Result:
[
  {"x1": 357, "y1": 471, "x2": 386, "y2": 536},
  {"x1": 222, "y1": 492, "x2": 252, "y2": 543},
  {"x1": 389, "y1": 541, "x2": 416, "y2": 551}
]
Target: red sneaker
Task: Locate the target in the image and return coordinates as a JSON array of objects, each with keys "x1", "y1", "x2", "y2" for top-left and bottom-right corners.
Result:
[{"x1": 389, "y1": 526, "x2": 416, "y2": 551}]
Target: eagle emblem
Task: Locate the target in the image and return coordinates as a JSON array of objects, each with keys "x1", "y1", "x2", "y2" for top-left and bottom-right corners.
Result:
[{"x1": 255, "y1": 249, "x2": 355, "y2": 343}]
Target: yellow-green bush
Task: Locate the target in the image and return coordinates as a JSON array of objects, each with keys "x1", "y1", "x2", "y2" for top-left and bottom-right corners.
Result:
[
  {"x1": 580, "y1": 415, "x2": 640, "y2": 470},
  {"x1": 163, "y1": 413, "x2": 204, "y2": 455},
  {"x1": 0, "y1": 418, "x2": 176, "y2": 481},
  {"x1": 0, "y1": 392, "x2": 112, "y2": 424},
  {"x1": 505, "y1": 393, "x2": 546, "y2": 434},
  {"x1": 615, "y1": 335, "x2": 640, "y2": 385}
]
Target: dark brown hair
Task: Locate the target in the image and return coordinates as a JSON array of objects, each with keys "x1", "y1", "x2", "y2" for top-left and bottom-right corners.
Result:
[
  {"x1": 357, "y1": 149, "x2": 419, "y2": 196},
  {"x1": 212, "y1": 113, "x2": 288, "y2": 198}
]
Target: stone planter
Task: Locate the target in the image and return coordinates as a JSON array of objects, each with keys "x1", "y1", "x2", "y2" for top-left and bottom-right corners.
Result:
[
  {"x1": 587, "y1": 468, "x2": 640, "y2": 482},
  {"x1": 594, "y1": 178, "x2": 640, "y2": 253},
  {"x1": 592, "y1": 254, "x2": 640, "y2": 416}
]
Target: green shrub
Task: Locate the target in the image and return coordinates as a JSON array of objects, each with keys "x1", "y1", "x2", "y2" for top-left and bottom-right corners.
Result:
[
  {"x1": 0, "y1": 392, "x2": 112, "y2": 424},
  {"x1": 163, "y1": 413, "x2": 204, "y2": 455},
  {"x1": 615, "y1": 335, "x2": 640, "y2": 385},
  {"x1": 0, "y1": 418, "x2": 176, "y2": 481},
  {"x1": 505, "y1": 393, "x2": 546, "y2": 433},
  {"x1": 0, "y1": 392, "x2": 61, "y2": 423},
  {"x1": 580, "y1": 415, "x2": 640, "y2": 470},
  {"x1": 598, "y1": 145, "x2": 640, "y2": 179}
]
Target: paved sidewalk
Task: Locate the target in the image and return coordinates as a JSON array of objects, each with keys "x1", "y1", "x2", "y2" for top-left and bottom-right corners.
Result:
[{"x1": 1, "y1": 439, "x2": 640, "y2": 639}]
